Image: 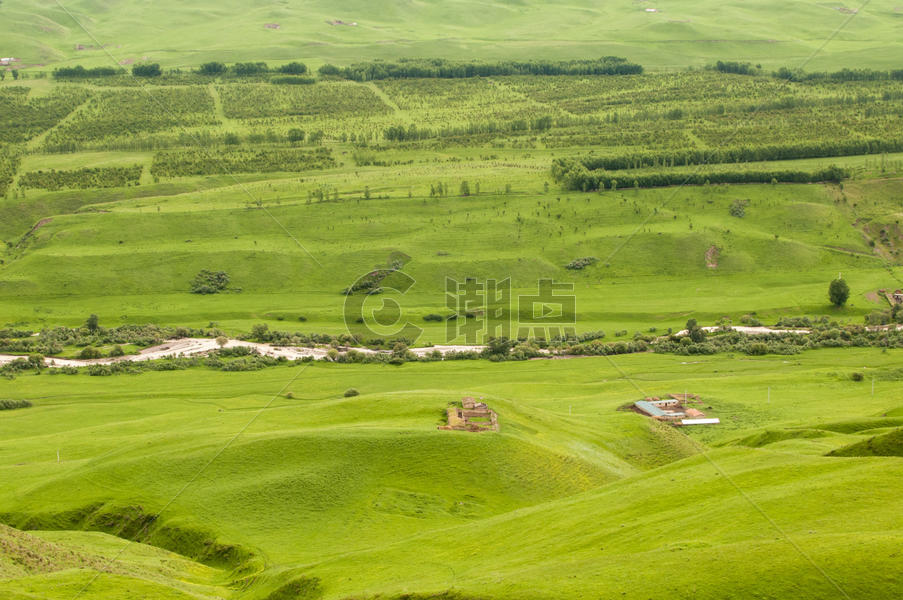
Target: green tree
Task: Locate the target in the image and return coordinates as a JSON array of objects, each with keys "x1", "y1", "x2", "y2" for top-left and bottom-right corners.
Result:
[
  {"x1": 287, "y1": 128, "x2": 305, "y2": 144},
  {"x1": 685, "y1": 318, "x2": 706, "y2": 343},
  {"x1": 85, "y1": 314, "x2": 99, "y2": 332},
  {"x1": 199, "y1": 62, "x2": 226, "y2": 75},
  {"x1": 459, "y1": 180, "x2": 470, "y2": 196},
  {"x1": 278, "y1": 62, "x2": 307, "y2": 75},
  {"x1": 829, "y1": 278, "x2": 850, "y2": 307},
  {"x1": 132, "y1": 63, "x2": 162, "y2": 77}
]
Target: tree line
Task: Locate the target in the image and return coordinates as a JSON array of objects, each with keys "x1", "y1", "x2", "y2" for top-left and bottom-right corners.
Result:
[
  {"x1": 706, "y1": 63, "x2": 903, "y2": 82},
  {"x1": 318, "y1": 57, "x2": 643, "y2": 81},
  {"x1": 551, "y1": 162, "x2": 849, "y2": 191},
  {"x1": 150, "y1": 147, "x2": 335, "y2": 178},
  {"x1": 773, "y1": 67, "x2": 903, "y2": 82},
  {"x1": 562, "y1": 138, "x2": 903, "y2": 172},
  {"x1": 19, "y1": 165, "x2": 143, "y2": 190},
  {"x1": 53, "y1": 61, "x2": 308, "y2": 80},
  {"x1": 198, "y1": 61, "x2": 308, "y2": 76},
  {"x1": 382, "y1": 115, "x2": 553, "y2": 142}
]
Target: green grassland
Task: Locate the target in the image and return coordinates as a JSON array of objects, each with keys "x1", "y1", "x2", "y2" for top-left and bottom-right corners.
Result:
[
  {"x1": 2, "y1": 0, "x2": 903, "y2": 71},
  {"x1": 1, "y1": 12, "x2": 903, "y2": 599},
  {"x1": 1, "y1": 349, "x2": 902, "y2": 598},
  {"x1": 2, "y1": 176, "x2": 901, "y2": 339},
  {"x1": 2, "y1": 72, "x2": 903, "y2": 338}
]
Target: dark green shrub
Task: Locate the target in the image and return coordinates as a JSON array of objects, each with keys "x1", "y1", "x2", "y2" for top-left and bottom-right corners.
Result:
[
  {"x1": 78, "y1": 346, "x2": 103, "y2": 359},
  {"x1": 565, "y1": 256, "x2": 599, "y2": 270},
  {"x1": 191, "y1": 270, "x2": 230, "y2": 294},
  {"x1": 199, "y1": 62, "x2": 226, "y2": 75},
  {"x1": 277, "y1": 62, "x2": 308, "y2": 75},
  {"x1": 0, "y1": 398, "x2": 32, "y2": 410},
  {"x1": 132, "y1": 63, "x2": 162, "y2": 77}
]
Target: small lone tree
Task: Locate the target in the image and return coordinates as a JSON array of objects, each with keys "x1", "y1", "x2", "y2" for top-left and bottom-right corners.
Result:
[
  {"x1": 829, "y1": 277, "x2": 850, "y2": 307},
  {"x1": 287, "y1": 128, "x2": 305, "y2": 144},
  {"x1": 685, "y1": 318, "x2": 706, "y2": 343},
  {"x1": 85, "y1": 314, "x2": 99, "y2": 332}
]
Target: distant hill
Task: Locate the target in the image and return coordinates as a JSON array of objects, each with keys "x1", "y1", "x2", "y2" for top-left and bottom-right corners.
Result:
[{"x1": 1, "y1": 0, "x2": 901, "y2": 71}]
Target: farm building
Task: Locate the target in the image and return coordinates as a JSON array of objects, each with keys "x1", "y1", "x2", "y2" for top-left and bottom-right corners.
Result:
[
  {"x1": 439, "y1": 397, "x2": 499, "y2": 432},
  {"x1": 633, "y1": 393, "x2": 719, "y2": 426},
  {"x1": 634, "y1": 400, "x2": 685, "y2": 420}
]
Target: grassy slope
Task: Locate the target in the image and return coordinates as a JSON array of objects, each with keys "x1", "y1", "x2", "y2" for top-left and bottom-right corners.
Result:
[
  {"x1": 1, "y1": 1, "x2": 902, "y2": 71},
  {"x1": 1, "y1": 175, "x2": 898, "y2": 337},
  {"x1": 1, "y1": 349, "x2": 903, "y2": 598},
  {"x1": 0, "y1": 524, "x2": 228, "y2": 599}
]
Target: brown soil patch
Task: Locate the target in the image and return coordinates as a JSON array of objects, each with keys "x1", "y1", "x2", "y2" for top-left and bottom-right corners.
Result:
[
  {"x1": 705, "y1": 245, "x2": 719, "y2": 268},
  {"x1": 16, "y1": 217, "x2": 52, "y2": 248}
]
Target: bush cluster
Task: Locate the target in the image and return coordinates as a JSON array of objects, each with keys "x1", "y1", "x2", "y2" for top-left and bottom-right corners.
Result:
[
  {"x1": 0, "y1": 398, "x2": 32, "y2": 410},
  {"x1": 190, "y1": 270, "x2": 231, "y2": 295},
  {"x1": 564, "y1": 257, "x2": 599, "y2": 270},
  {"x1": 319, "y1": 57, "x2": 642, "y2": 81},
  {"x1": 150, "y1": 147, "x2": 335, "y2": 177},
  {"x1": 19, "y1": 165, "x2": 143, "y2": 190}
]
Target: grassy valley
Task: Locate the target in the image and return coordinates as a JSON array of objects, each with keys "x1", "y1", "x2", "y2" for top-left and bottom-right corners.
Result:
[{"x1": 1, "y1": 2, "x2": 903, "y2": 599}]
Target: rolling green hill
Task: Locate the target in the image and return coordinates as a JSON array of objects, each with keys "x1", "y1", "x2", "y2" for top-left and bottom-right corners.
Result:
[
  {"x1": 1, "y1": 0, "x2": 902, "y2": 71},
  {"x1": 2, "y1": 349, "x2": 903, "y2": 598}
]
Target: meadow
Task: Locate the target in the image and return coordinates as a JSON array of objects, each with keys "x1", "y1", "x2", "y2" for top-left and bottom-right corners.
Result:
[
  {"x1": 2, "y1": 349, "x2": 903, "y2": 598},
  {"x1": 2, "y1": 1, "x2": 903, "y2": 71}
]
